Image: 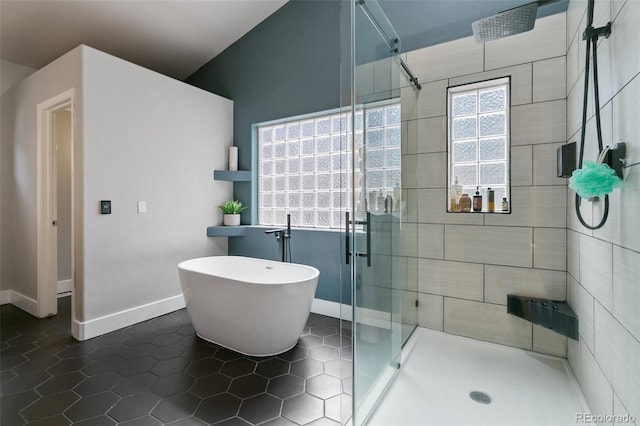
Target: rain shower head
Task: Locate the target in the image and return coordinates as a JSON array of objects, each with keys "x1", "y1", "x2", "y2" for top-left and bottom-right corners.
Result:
[{"x1": 472, "y1": 2, "x2": 538, "y2": 43}]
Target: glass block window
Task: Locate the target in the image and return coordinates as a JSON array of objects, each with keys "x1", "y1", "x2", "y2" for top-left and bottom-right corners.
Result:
[
  {"x1": 448, "y1": 77, "x2": 510, "y2": 212},
  {"x1": 258, "y1": 103, "x2": 401, "y2": 228}
]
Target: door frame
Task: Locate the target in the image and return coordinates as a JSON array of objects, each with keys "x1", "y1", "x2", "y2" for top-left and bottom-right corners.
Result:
[{"x1": 36, "y1": 89, "x2": 75, "y2": 322}]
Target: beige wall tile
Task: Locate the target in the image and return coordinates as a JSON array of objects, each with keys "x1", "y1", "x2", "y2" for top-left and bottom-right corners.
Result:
[
  {"x1": 567, "y1": 0, "x2": 587, "y2": 46},
  {"x1": 511, "y1": 145, "x2": 533, "y2": 187},
  {"x1": 418, "y1": 259, "x2": 483, "y2": 301},
  {"x1": 416, "y1": 116, "x2": 446, "y2": 154},
  {"x1": 533, "y1": 324, "x2": 567, "y2": 357},
  {"x1": 444, "y1": 298, "x2": 532, "y2": 350},
  {"x1": 450, "y1": 63, "x2": 532, "y2": 106},
  {"x1": 484, "y1": 265, "x2": 567, "y2": 305},
  {"x1": 418, "y1": 293, "x2": 444, "y2": 331},
  {"x1": 580, "y1": 339, "x2": 614, "y2": 418},
  {"x1": 484, "y1": 186, "x2": 567, "y2": 228},
  {"x1": 567, "y1": 230, "x2": 581, "y2": 281},
  {"x1": 534, "y1": 227, "x2": 567, "y2": 271},
  {"x1": 416, "y1": 79, "x2": 447, "y2": 119},
  {"x1": 580, "y1": 234, "x2": 613, "y2": 311},
  {"x1": 595, "y1": 303, "x2": 640, "y2": 420},
  {"x1": 485, "y1": 13, "x2": 566, "y2": 70},
  {"x1": 533, "y1": 57, "x2": 567, "y2": 103},
  {"x1": 610, "y1": 0, "x2": 640, "y2": 103},
  {"x1": 595, "y1": 164, "x2": 640, "y2": 254},
  {"x1": 407, "y1": 36, "x2": 484, "y2": 83},
  {"x1": 612, "y1": 74, "x2": 640, "y2": 167},
  {"x1": 533, "y1": 142, "x2": 569, "y2": 186},
  {"x1": 405, "y1": 119, "x2": 417, "y2": 154},
  {"x1": 417, "y1": 224, "x2": 444, "y2": 259},
  {"x1": 511, "y1": 100, "x2": 567, "y2": 146},
  {"x1": 402, "y1": 154, "x2": 418, "y2": 188},
  {"x1": 401, "y1": 86, "x2": 418, "y2": 122},
  {"x1": 567, "y1": 336, "x2": 581, "y2": 383},
  {"x1": 416, "y1": 152, "x2": 446, "y2": 189},
  {"x1": 612, "y1": 245, "x2": 640, "y2": 342},
  {"x1": 568, "y1": 275, "x2": 595, "y2": 352},
  {"x1": 417, "y1": 189, "x2": 484, "y2": 226},
  {"x1": 445, "y1": 225, "x2": 533, "y2": 268}
]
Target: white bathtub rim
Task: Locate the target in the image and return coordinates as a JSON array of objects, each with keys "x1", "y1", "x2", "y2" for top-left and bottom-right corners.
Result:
[{"x1": 178, "y1": 255, "x2": 320, "y2": 285}]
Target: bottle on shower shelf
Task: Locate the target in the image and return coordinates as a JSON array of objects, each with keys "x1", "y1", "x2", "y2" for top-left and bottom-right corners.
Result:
[
  {"x1": 487, "y1": 188, "x2": 495, "y2": 212},
  {"x1": 473, "y1": 187, "x2": 483, "y2": 212}
]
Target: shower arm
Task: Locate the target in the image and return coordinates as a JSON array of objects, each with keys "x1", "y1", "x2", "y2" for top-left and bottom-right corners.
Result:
[{"x1": 574, "y1": 0, "x2": 613, "y2": 230}]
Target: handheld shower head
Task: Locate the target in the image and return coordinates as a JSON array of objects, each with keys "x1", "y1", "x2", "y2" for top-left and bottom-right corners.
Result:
[{"x1": 472, "y1": 1, "x2": 538, "y2": 43}]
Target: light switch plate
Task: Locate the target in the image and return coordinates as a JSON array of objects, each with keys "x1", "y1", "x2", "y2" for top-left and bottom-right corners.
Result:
[{"x1": 137, "y1": 201, "x2": 146, "y2": 214}]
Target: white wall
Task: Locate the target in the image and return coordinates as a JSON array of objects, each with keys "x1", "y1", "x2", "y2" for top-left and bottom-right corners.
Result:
[
  {"x1": 1, "y1": 59, "x2": 36, "y2": 96},
  {"x1": 2, "y1": 45, "x2": 234, "y2": 339},
  {"x1": 565, "y1": 0, "x2": 640, "y2": 421},
  {"x1": 77, "y1": 46, "x2": 232, "y2": 337},
  {"x1": 0, "y1": 47, "x2": 83, "y2": 313}
]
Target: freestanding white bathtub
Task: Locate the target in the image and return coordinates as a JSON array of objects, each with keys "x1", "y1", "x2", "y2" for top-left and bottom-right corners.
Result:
[{"x1": 178, "y1": 256, "x2": 319, "y2": 356}]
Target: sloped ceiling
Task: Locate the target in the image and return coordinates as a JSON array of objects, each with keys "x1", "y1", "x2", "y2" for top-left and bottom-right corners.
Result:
[{"x1": 0, "y1": 0, "x2": 288, "y2": 80}]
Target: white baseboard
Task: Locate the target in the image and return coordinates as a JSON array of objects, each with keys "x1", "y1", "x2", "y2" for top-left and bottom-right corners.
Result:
[
  {"x1": 73, "y1": 294, "x2": 186, "y2": 341},
  {"x1": 0, "y1": 290, "x2": 39, "y2": 316},
  {"x1": 311, "y1": 298, "x2": 392, "y2": 330},
  {"x1": 57, "y1": 279, "x2": 72, "y2": 294},
  {"x1": 311, "y1": 298, "x2": 352, "y2": 320}
]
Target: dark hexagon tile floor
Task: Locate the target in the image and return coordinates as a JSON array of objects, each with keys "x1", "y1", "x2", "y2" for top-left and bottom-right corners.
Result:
[{"x1": 0, "y1": 297, "x2": 352, "y2": 425}]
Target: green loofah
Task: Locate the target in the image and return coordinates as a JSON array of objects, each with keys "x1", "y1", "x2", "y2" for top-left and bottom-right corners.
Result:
[{"x1": 569, "y1": 160, "x2": 622, "y2": 198}]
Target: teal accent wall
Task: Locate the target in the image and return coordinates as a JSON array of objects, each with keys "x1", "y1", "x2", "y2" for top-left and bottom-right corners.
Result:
[
  {"x1": 184, "y1": 0, "x2": 568, "y2": 304},
  {"x1": 185, "y1": 0, "x2": 345, "y2": 303}
]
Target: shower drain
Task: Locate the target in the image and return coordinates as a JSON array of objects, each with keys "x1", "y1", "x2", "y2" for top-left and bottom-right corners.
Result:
[{"x1": 469, "y1": 391, "x2": 492, "y2": 404}]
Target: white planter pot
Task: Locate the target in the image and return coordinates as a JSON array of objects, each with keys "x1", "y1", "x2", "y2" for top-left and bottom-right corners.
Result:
[{"x1": 223, "y1": 214, "x2": 241, "y2": 226}]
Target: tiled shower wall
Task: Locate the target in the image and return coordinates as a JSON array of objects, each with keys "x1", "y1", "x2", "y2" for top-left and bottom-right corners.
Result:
[
  {"x1": 565, "y1": 0, "x2": 639, "y2": 421},
  {"x1": 401, "y1": 13, "x2": 569, "y2": 357},
  {"x1": 356, "y1": 13, "x2": 570, "y2": 357}
]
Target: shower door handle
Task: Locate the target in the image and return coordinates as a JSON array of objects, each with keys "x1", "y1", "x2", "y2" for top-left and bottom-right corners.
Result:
[
  {"x1": 345, "y1": 211, "x2": 371, "y2": 267},
  {"x1": 345, "y1": 211, "x2": 350, "y2": 265}
]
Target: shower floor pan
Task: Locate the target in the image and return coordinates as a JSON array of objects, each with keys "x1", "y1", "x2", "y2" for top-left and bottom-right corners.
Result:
[{"x1": 369, "y1": 328, "x2": 590, "y2": 426}]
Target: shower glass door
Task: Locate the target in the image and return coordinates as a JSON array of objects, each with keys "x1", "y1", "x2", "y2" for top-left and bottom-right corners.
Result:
[{"x1": 340, "y1": 0, "x2": 416, "y2": 424}]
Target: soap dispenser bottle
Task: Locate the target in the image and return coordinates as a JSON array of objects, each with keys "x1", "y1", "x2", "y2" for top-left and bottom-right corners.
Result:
[
  {"x1": 472, "y1": 187, "x2": 483, "y2": 212},
  {"x1": 450, "y1": 176, "x2": 463, "y2": 212}
]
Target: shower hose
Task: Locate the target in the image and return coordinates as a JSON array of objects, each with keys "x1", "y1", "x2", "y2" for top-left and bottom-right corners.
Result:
[{"x1": 574, "y1": 0, "x2": 612, "y2": 230}]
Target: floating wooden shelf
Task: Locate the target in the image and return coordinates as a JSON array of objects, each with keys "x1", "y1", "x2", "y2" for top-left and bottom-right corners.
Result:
[
  {"x1": 206, "y1": 226, "x2": 248, "y2": 237},
  {"x1": 213, "y1": 170, "x2": 251, "y2": 182}
]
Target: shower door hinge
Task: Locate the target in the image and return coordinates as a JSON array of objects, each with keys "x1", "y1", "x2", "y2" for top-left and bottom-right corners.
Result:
[{"x1": 415, "y1": 299, "x2": 419, "y2": 308}]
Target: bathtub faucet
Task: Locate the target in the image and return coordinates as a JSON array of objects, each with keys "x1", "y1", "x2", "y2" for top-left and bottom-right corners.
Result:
[{"x1": 264, "y1": 214, "x2": 291, "y2": 262}]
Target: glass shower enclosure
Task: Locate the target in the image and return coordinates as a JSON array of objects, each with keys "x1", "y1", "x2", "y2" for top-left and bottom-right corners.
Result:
[{"x1": 340, "y1": 0, "x2": 420, "y2": 423}]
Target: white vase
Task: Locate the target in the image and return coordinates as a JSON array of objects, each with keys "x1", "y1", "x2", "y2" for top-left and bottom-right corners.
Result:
[{"x1": 223, "y1": 214, "x2": 241, "y2": 226}]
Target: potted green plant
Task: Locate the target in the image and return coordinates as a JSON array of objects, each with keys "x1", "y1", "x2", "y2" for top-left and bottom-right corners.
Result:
[{"x1": 218, "y1": 200, "x2": 247, "y2": 226}]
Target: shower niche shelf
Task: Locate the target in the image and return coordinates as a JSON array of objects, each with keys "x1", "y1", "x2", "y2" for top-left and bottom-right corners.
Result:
[
  {"x1": 213, "y1": 170, "x2": 251, "y2": 182},
  {"x1": 206, "y1": 225, "x2": 248, "y2": 237}
]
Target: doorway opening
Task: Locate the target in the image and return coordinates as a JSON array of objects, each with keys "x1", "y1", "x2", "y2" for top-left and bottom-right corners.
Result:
[{"x1": 36, "y1": 89, "x2": 76, "y2": 337}]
